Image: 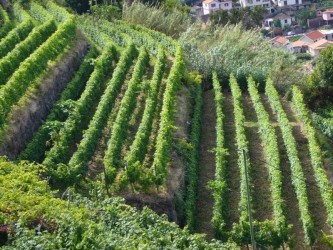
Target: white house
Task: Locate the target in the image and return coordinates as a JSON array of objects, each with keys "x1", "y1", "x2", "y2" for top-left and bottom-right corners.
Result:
[
  {"x1": 319, "y1": 29, "x2": 333, "y2": 41},
  {"x1": 239, "y1": 0, "x2": 271, "y2": 11},
  {"x1": 271, "y1": 0, "x2": 302, "y2": 7},
  {"x1": 264, "y1": 12, "x2": 295, "y2": 29},
  {"x1": 202, "y1": 0, "x2": 232, "y2": 15}
]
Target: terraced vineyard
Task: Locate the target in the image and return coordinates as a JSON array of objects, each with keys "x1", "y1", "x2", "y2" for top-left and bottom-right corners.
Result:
[
  {"x1": 1, "y1": 1, "x2": 333, "y2": 249},
  {"x1": 197, "y1": 75, "x2": 333, "y2": 248}
]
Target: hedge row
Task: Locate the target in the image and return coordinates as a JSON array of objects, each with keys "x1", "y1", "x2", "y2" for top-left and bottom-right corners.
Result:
[
  {"x1": 0, "y1": 5, "x2": 33, "y2": 59},
  {"x1": 19, "y1": 47, "x2": 99, "y2": 162},
  {"x1": 229, "y1": 74, "x2": 253, "y2": 222},
  {"x1": 123, "y1": 20, "x2": 177, "y2": 55},
  {"x1": 29, "y1": 2, "x2": 53, "y2": 23},
  {"x1": 108, "y1": 19, "x2": 160, "y2": 55},
  {"x1": 77, "y1": 20, "x2": 121, "y2": 52},
  {"x1": 152, "y1": 45, "x2": 185, "y2": 185},
  {"x1": 42, "y1": 44, "x2": 116, "y2": 170},
  {"x1": 265, "y1": 79, "x2": 315, "y2": 245},
  {"x1": 104, "y1": 46, "x2": 148, "y2": 184},
  {"x1": 292, "y1": 86, "x2": 333, "y2": 228},
  {"x1": 45, "y1": 1, "x2": 73, "y2": 23},
  {"x1": 247, "y1": 76, "x2": 288, "y2": 243},
  {"x1": 0, "y1": 16, "x2": 76, "y2": 128},
  {"x1": 0, "y1": 19, "x2": 56, "y2": 85},
  {"x1": 115, "y1": 20, "x2": 176, "y2": 55},
  {"x1": 125, "y1": 48, "x2": 166, "y2": 174},
  {"x1": 184, "y1": 82, "x2": 203, "y2": 233},
  {"x1": 68, "y1": 44, "x2": 137, "y2": 182},
  {"x1": 0, "y1": 5, "x2": 13, "y2": 39}
]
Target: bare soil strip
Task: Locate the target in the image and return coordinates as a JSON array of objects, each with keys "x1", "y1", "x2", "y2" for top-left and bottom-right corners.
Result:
[
  {"x1": 281, "y1": 99, "x2": 332, "y2": 249},
  {"x1": 195, "y1": 89, "x2": 216, "y2": 239},
  {"x1": 261, "y1": 95, "x2": 306, "y2": 249},
  {"x1": 223, "y1": 91, "x2": 240, "y2": 231},
  {"x1": 243, "y1": 94, "x2": 273, "y2": 221}
]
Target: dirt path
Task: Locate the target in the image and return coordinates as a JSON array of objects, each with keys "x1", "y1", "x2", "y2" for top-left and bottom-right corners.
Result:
[
  {"x1": 223, "y1": 92, "x2": 240, "y2": 231},
  {"x1": 243, "y1": 94, "x2": 273, "y2": 221},
  {"x1": 195, "y1": 89, "x2": 216, "y2": 239},
  {"x1": 261, "y1": 95, "x2": 306, "y2": 249},
  {"x1": 281, "y1": 99, "x2": 332, "y2": 249}
]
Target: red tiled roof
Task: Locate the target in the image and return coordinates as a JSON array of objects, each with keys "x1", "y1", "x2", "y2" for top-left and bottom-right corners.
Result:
[
  {"x1": 305, "y1": 30, "x2": 324, "y2": 41},
  {"x1": 271, "y1": 36, "x2": 289, "y2": 45},
  {"x1": 292, "y1": 40, "x2": 310, "y2": 47}
]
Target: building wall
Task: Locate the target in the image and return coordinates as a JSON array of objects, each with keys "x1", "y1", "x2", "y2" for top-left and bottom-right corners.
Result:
[
  {"x1": 240, "y1": 0, "x2": 270, "y2": 9},
  {"x1": 323, "y1": 12, "x2": 333, "y2": 21},
  {"x1": 203, "y1": 1, "x2": 232, "y2": 15},
  {"x1": 280, "y1": 17, "x2": 292, "y2": 28},
  {"x1": 273, "y1": 0, "x2": 303, "y2": 7}
]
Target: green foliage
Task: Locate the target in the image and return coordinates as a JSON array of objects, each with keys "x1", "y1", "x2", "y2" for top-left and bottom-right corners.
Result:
[
  {"x1": 122, "y1": 1, "x2": 191, "y2": 38},
  {"x1": 91, "y1": 4, "x2": 121, "y2": 21},
  {"x1": 292, "y1": 86, "x2": 333, "y2": 227},
  {"x1": 124, "y1": 48, "x2": 166, "y2": 187},
  {"x1": 0, "y1": 5, "x2": 13, "y2": 39},
  {"x1": 152, "y1": 45, "x2": 185, "y2": 186},
  {"x1": 43, "y1": 45, "x2": 117, "y2": 180},
  {"x1": 19, "y1": 48, "x2": 98, "y2": 162},
  {"x1": 266, "y1": 78, "x2": 315, "y2": 245},
  {"x1": 307, "y1": 46, "x2": 333, "y2": 107},
  {"x1": 295, "y1": 52, "x2": 311, "y2": 61},
  {"x1": 179, "y1": 23, "x2": 300, "y2": 86},
  {"x1": 104, "y1": 46, "x2": 148, "y2": 185},
  {"x1": 0, "y1": 157, "x2": 236, "y2": 249},
  {"x1": 0, "y1": 19, "x2": 56, "y2": 85},
  {"x1": 210, "y1": 6, "x2": 268, "y2": 29},
  {"x1": 70, "y1": 44, "x2": 137, "y2": 183},
  {"x1": 229, "y1": 74, "x2": 252, "y2": 223},
  {"x1": 272, "y1": 19, "x2": 281, "y2": 28},
  {"x1": 247, "y1": 76, "x2": 288, "y2": 245},
  {"x1": 0, "y1": 13, "x2": 76, "y2": 129},
  {"x1": 183, "y1": 74, "x2": 203, "y2": 232},
  {"x1": 0, "y1": 5, "x2": 34, "y2": 59},
  {"x1": 62, "y1": 0, "x2": 90, "y2": 14},
  {"x1": 210, "y1": 72, "x2": 228, "y2": 239},
  {"x1": 295, "y1": 8, "x2": 316, "y2": 28},
  {"x1": 312, "y1": 112, "x2": 333, "y2": 139},
  {"x1": 161, "y1": 0, "x2": 190, "y2": 14}
]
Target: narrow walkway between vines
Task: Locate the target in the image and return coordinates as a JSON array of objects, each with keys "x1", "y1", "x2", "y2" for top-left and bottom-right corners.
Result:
[
  {"x1": 261, "y1": 95, "x2": 306, "y2": 249},
  {"x1": 223, "y1": 91, "x2": 240, "y2": 231},
  {"x1": 88, "y1": 60, "x2": 136, "y2": 178},
  {"x1": 281, "y1": 99, "x2": 332, "y2": 249},
  {"x1": 243, "y1": 94, "x2": 273, "y2": 221},
  {"x1": 195, "y1": 89, "x2": 216, "y2": 239}
]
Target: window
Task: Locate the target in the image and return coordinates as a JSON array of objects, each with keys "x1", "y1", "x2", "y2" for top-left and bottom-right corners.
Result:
[
  {"x1": 284, "y1": 1, "x2": 287, "y2": 5},
  {"x1": 285, "y1": 19, "x2": 288, "y2": 23},
  {"x1": 330, "y1": 13, "x2": 333, "y2": 17},
  {"x1": 296, "y1": 0, "x2": 298, "y2": 4},
  {"x1": 224, "y1": 3, "x2": 229, "y2": 6},
  {"x1": 256, "y1": 0, "x2": 260, "y2": 2},
  {"x1": 211, "y1": 3, "x2": 216, "y2": 7}
]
